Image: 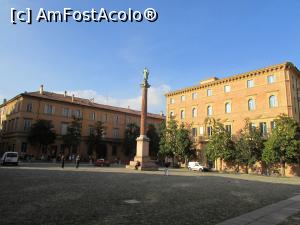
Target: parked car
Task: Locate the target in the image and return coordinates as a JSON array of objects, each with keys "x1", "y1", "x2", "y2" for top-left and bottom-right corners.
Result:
[
  {"x1": 1, "y1": 152, "x2": 19, "y2": 166},
  {"x1": 188, "y1": 161, "x2": 209, "y2": 172},
  {"x1": 95, "y1": 159, "x2": 110, "y2": 167}
]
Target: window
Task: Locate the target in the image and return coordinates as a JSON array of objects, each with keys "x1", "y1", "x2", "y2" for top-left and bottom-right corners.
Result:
[
  {"x1": 113, "y1": 128, "x2": 120, "y2": 138},
  {"x1": 23, "y1": 119, "x2": 32, "y2": 131},
  {"x1": 26, "y1": 103, "x2": 32, "y2": 112},
  {"x1": 91, "y1": 112, "x2": 96, "y2": 120},
  {"x1": 89, "y1": 126, "x2": 94, "y2": 135},
  {"x1": 248, "y1": 98, "x2": 255, "y2": 111},
  {"x1": 170, "y1": 111, "x2": 174, "y2": 118},
  {"x1": 181, "y1": 95, "x2": 186, "y2": 102},
  {"x1": 170, "y1": 98, "x2": 175, "y2": 104},
  {"x1": 61, "y1": 123, "x2": 68, "y2": 135},
  {"x1": 269, "y1": 95, "x2": 277, "y2": 108},
  {"x1": 192, "y1": 128, "x2": 197, "y2": 137},
  {"x1": 247, "y1": 79, "x2": 254, "y2": 88},
  {"x1": 225, "y1": 125, "x2": 232, "y2": 135},
  {"x1": 114, "y1": 115, "x2": 119, "y2": 125},
  {"x1": 21, "y1": 142, "x2": 27, "y2": 153},
  {"x1": 259, "y1": 122, "x2": 267, "y2": 136},
  {"x1": 225, "y1": 102, "x2": 231, "y2": 114},
  {"x1": 207, "y1": 89, "x2": 212, "y2": 96},
  {"x1": 249, "y1": 123, "x2": 256, "y2": 131},
  {"x1": 224, "y1": 85, "x2": 231, "y2": 93},
  {"x1": 192, "y1": 108, "x2": 197, "y2": 118},
  {"x1": 192, "y1": 92, "x2": 198, "y2": 100},
  {"x1": 270, "y1": 121, "x2": 276, "y2": 131},
  {"x1": 207, "y1": 106, "x2": 212, "y2": 116},
  {"x1": 267, "y1": 75, "x2": 275, "y2": 84},
  {"x1": 102, "y1": 114, "x2": 108, "y2": 122},
  {"x1": 180, "y1": 110, "x2": 185, "y2": 119},
  {"x1": 72, "y1": 109, "x2": 82, "y2": 118},
  {"x1": 207, "y1": 126, "x2": 212, "y2": 137},
  {"x1": 44, "y1": 104, "x2": 54, "y2": 115},
  {"x1": 199, "y1": 126, "x2": 204, "y2": 135},
  {"x1": 62, "y1": 108, "x2": 69, "y2": 117}
]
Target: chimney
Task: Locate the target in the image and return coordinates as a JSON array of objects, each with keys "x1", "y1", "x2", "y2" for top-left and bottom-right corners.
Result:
[
  {"x1": 3, "y1": 98, "x2": 7, "y2": 104},
  {"x1": 64, "y1": 91, "x2": 67, "y2": 97},
  {"x1": 39, "y1": 85, "x2": 44, "y2": 94},
  {"x1": 160, "y1": 111, "x2": 164, "y2": 116},
  {"x1": 72, "y1": 94, "x2": 74, "y2": 102}
]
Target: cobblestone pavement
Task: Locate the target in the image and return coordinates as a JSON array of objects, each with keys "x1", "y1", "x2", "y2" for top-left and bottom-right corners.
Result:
[{"x1": 0, "y1": 164, "x2": 300, "y2": 225}]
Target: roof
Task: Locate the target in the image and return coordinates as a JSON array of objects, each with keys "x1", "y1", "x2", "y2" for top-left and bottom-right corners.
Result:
[
  {"x1": 1, "y1": 91, "x2": 165, "y2": 120},
  {"x1": 166, "y1": 62, "x2": 300, "y2": 97}
]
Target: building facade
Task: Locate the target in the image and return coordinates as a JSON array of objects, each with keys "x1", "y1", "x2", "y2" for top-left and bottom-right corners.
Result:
[
  {"x1": 165, "y1": 62, "x2": 300, "y2": 164},
  {"x1": 0, "y1": 86, "x2": 164, "y2": 162}
]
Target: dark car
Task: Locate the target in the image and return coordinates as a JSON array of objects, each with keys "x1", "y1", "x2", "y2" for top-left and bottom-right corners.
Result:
[{"x1": 94, "y1": 159, "x2": 110, "y2": 167}]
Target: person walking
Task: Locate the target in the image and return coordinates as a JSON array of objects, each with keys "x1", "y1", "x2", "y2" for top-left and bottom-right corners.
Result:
[
  {"x1": 164, "y1": 156, "x2": 171, "y2": 176},
  {"x1": 61, "y1": 154, "x2": 65, "y2": 169},
  {"x1": 75, "y1": 154, "x2": 80, "y2": 169}
]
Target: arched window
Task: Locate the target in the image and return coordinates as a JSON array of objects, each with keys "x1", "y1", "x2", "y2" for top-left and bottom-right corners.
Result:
[
  {"x1": 180, "y1": 110, "x2": 185, "y2": 119},
  {"x1": 207, "y1": 106, "x2": 212, "y2": 116},
  {"x1": 170, "y1": 111, "x2": 174, "y2": 118},
  {"x1": 225, "y1": 102, "x2": 231, "y2": 114},
  {"x1": 192, "y1": 108, "x2": 197, "y2": 118},
  {"x1": 248, "y1": 98, "x2": 255, "y2": 111},
  {"x1": 269, "y1": 95, "x2": 277, "y2": 108}
]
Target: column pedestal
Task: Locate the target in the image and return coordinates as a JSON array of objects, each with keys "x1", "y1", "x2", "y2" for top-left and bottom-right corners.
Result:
[{"x1": 126, "y1": 135, "x2": 158, "y2": 171}]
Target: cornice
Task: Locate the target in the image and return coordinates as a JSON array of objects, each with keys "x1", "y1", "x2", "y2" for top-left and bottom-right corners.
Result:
[{"x1": 166, "y1": 62, "x2": 296, "y2": 97}]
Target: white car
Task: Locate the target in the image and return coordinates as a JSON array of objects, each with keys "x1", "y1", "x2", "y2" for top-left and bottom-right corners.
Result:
[
  {"x1": 188, "y1": 161, "x2": 205, "y2": 172},
  {"x1": 1, "y1": 152, "x2": 19, "y2": 166}
]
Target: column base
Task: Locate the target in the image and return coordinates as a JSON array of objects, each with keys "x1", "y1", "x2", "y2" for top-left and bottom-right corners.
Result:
[{"x1": 126, "y1": 158, "x2": 159, "y2": 171}]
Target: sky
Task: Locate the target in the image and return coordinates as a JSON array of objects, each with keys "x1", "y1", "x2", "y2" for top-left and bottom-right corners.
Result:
[{"x1": 1, "y1": 0, "x2": 300, "y2": 114}]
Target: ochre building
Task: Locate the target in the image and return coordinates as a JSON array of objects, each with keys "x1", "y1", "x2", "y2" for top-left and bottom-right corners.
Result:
[
  {"x1": 0, "y1": 86, "x2": 164, "y2": 162},
  {"x1": 165, "y1": 62, "x2": 300, "y2": 164}
]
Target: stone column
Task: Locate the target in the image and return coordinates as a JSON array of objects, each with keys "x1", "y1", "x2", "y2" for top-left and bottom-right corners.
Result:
[{"x1": 126, "y1": 68, "x2": 158, "y2": 170}]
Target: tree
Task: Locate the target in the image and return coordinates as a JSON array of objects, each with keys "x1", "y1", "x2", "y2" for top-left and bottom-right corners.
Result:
[
  {"x1": 159, "y1": 119, "x2": 194, "y2": 167},
  {"x1": 147, "y1": 124, "x2": 160, "y2": 159},
  {"x1": 62, "y1": 117, "x2": 82, "y2": 155},
  {"x1": 262, "y1": 114, "x2": 300, "y2": 176},
  {"x1": 86, "y1": 121, "x2": 106, "y2": 158},
  {"x1": 124, "y1": 123, "x2": 140, "y2": 158},
  {"x1": 159, "y1": 119, "x2": 177, "y2": 159},
  {"x1": 235, "y1": 120, "x2": 264, "y2": 173},
  {"x1": 176, "y1": 123, "x2": 194, "y2": 167},
  {"x1": 27, "y1": 120, "x2": 56, "y2": 157},
  {"x1": 205, "y1": 118, "x2": 235, "y2": 171}
]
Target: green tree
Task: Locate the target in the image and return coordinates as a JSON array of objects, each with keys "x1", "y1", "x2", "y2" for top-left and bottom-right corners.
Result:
[
  {"x1": 62, "y1": 117, "x2": 82, "y2": 155},
  {"x1": 205, "y1": 118, "x2": 235, "y2": 171},
  {"x1": 262, "y1": 114, "x2": 300, "y2": 176},
  {"x1": 27, "y1": 120, "x2": 56, "y2": 157},
  {"x1": 176, "y1": 123, "x2": 194, "y2": 167},
  {"x1": 159, "y1": 119, "x2": 177, "y2": 159},
  {"x1": 124, "y1": 123, "x2": 140, "y2": 158},
  {"x1": 147, "y1": 124, "x2": 160, "y2": 159},
  {"x1": 235, "y1": 120, "x2": 264, "y2": 173},
  {"x1": 86, "y1": 121, "x2": 106, "y2": 158}
]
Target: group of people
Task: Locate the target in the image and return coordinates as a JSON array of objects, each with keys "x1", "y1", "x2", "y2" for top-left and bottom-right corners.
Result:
[{"x1": 60, "y1": 154, "x2": 80, "y2": 169}]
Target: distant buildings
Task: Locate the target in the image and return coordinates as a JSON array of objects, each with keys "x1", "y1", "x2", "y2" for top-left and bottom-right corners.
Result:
[
  {"x1": 0, "y1": 86, "x2": 164, "y2": 161},
  {"x1": 165, "y1": 62, "x2": 300, "y2": 164}
]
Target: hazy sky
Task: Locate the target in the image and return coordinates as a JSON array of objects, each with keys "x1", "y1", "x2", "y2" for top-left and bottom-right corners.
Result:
[{"x1": 1, "y1": 0, "x2": 300, "y2": 113}]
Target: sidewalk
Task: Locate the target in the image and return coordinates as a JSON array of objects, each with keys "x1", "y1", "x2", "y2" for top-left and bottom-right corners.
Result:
[{"x1": 217, "y1": 195, "x2": 300, "y2": 225}]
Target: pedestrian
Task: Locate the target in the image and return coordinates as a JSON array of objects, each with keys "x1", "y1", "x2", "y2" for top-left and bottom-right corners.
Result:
[
  {"x1": 75, "y1": 154, "x2": 80, "y2": 168},
  {"x1": 164, "y1": 156, "x2": 171, "y2": 176},
  {"x1": 61, "y1": 155, "x2": 65, "y2": 169}
]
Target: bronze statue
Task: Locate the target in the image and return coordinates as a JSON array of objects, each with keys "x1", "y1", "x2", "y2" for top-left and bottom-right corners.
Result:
[{"x1": 143, "y1": 68, "x2": 149, "y2": 81}]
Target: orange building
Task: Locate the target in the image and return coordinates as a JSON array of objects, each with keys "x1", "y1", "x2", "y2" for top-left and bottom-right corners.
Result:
[
  {"x1": 165, "y1": 62, "x2": 300, "y2": 164},
  {"x1": 0, "y1": 86, "x2": 164, "y2": 162}
]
